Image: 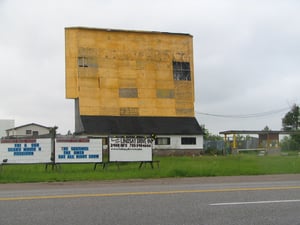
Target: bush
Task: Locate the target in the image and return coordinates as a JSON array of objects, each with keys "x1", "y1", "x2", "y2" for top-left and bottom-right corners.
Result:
[{"x1": 280, "y1": 136, "x2": 300, "y2": 151}]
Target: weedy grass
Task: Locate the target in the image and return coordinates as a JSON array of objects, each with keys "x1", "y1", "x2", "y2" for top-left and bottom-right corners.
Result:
[{"x1": 0, "y1": 154, "x2": 299, "y2": 183}]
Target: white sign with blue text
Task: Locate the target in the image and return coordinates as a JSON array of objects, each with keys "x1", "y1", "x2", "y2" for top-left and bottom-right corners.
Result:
[
  {"x1": 0, "y1": 138, "x2": 52, "y2": 164},
  {"x1": 55, "y1": 138, "x2": 102, "y2": 163}
]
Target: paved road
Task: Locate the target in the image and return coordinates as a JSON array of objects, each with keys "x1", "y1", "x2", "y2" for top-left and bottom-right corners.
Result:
[{"x1": 0, "y1": 175, "x2": 300, "y2": 225}]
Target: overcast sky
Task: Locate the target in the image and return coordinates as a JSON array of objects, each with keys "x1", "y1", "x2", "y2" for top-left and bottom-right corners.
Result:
[{"x1": 0, "y1": 0, "x2": 299, "y2": 135}]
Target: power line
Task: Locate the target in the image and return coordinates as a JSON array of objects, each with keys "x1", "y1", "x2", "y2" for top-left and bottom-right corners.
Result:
[{"x1": 195, "y1": 107, "x2": 290, "y2": 119}]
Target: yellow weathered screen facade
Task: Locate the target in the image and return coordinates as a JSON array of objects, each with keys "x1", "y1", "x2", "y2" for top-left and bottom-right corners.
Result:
[{"x1": 65, "y1": 27, "x2": 195, "y2": 117}]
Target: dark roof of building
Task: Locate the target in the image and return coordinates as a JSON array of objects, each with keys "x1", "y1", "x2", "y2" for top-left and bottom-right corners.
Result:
[
  {"x1": 6, "y1": 123, "x2": 52, "y2": 131},
  {"x1": 78, "y1": 116, "x2": 203, "y2": 135}
]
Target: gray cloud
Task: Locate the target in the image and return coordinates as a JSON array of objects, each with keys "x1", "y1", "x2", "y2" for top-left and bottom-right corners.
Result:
[{"x1": 1, "y1": 0, "x2": 299, "y2": 134}]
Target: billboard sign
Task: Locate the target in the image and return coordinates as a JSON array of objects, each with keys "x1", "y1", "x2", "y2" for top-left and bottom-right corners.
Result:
[
  {"x1": 0, "y1": 138, "x2": 52, "y2": 164},
  {"x1": 109, "y1": 136, "x2": 152, "y2": 162},
  {"x1": 55, "y1": 138, "x2": 102, "y2": 163}
]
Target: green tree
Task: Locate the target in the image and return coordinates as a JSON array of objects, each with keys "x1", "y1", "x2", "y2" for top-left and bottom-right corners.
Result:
[
  {"x1": 262, "y1": 126, "x2": 271, "y2": 131},
  {"x1": 281, "y1": 104, "x2": 300, "y2": 150},
  {"x1": 201, "y1": 125, "x2": 223, "y2": 141},
  {"x1": 282, "y1": 104, "x2": 300, "y2": 131},
  {"x1": 280, "y1": 136, "x2": 299, "y2": 151},
  {"x1": 202, "y1": 126, "x2": 224, "y2": 155}
]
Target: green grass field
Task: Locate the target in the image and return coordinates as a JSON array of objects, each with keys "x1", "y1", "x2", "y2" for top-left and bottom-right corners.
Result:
[{"x1": 0, "y1": 154, "x2": 300, "y2": 183}]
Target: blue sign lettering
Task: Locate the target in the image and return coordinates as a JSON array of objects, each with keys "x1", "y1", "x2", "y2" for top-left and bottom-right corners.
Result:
[{"x1": 7, "y1": 143, "x2": 42, "y2": 157}]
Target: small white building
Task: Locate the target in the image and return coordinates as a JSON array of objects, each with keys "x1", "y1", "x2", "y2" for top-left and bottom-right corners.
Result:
[
  {"x1": 153, "y1": 135, "x2": 203, "y2": 150},
  {"x1": 6, "y1": 123, "x2": 52, "y2": 137},
  {"x1": 0, "y1": 119, "x2": 15, "y2": 137}
]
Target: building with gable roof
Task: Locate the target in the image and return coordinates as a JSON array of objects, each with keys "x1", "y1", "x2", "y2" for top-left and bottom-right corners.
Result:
[{"x1": 65, "y1": 27, "x2": 204, "y2": 153}]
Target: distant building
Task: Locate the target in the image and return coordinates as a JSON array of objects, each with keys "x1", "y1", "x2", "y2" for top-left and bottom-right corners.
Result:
[
  {"x1": 219, "y1": 130, "x2": 300, "y2": 154},
  {"x1": 0, "y1": 119, "x2": 14, "y2": 137},
  {"x1": 5, "y1": 123, "x2": 52, "y2": 137},
  {"x1": 65, "y1": 27, "x2": 204, "y2": 153}
]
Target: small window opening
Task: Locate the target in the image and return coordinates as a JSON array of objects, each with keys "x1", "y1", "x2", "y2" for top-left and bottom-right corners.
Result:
[
  {"x1": 78, "y1": 57, "x2": 88, "y2": 67},
  {"x1": 181, "y1": 137, "x2": 196, "y2": 145},
  {"x1": 173, "y1": 61, "x2": 191, "y2": 81},
  {"x1": 155, "y1": 137, "x2": 171, "y2": 145}
]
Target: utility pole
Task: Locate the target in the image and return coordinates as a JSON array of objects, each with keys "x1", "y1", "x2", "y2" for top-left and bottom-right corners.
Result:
[{"x1": 50, "y1": 126, "x2": 58, "y2": 169}]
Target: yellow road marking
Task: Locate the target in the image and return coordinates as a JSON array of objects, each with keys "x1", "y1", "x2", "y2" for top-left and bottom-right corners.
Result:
[{"x1": 0, "y1": 186, "x2": 300, "y2": 201}]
